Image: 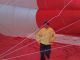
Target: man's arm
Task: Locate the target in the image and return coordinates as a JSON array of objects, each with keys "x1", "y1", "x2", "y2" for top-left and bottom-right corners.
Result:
[
  {"x1": 36, "y1": 30, "x2": 42, "y2": 43},
  {"x1": 50, "y1": 29, "x2": 56, "y2": 43}
]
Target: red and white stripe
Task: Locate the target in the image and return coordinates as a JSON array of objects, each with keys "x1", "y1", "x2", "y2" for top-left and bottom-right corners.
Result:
[{"x1": 0, "y1": 0, "x2": 80, "y2": 37}]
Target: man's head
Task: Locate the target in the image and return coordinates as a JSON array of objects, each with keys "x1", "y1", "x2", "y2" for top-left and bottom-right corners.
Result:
[{"x1": 44, "y1": 19, "x2": 49, "y2": 28}]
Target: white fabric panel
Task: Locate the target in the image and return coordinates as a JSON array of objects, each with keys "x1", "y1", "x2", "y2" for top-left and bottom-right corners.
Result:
[
  {"x1": 0, "y1": 4, "x2": 38, "y2": 37},
  {"x1": 0, "y1": 0, "x2": 38, "y2": 9}
]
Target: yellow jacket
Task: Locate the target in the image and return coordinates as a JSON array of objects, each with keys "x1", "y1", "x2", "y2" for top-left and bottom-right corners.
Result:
[{"x1": 36, "y1": 27, "x2": 55, "y2": 45}]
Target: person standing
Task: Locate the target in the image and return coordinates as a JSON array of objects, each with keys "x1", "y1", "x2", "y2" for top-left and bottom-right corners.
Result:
[{"x1": 36, "y1": 20, "x2": 56, "y2": 60}]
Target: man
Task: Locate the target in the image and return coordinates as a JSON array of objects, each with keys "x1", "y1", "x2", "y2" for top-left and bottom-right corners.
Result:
[{"x1": 36, "y1": 20, "x2": 56, "y2": 60}]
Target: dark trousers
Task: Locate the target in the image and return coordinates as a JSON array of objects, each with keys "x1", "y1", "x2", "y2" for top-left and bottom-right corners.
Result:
[{"x1": 40, "y1": 43, "x2": 51, "y2": 60}]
